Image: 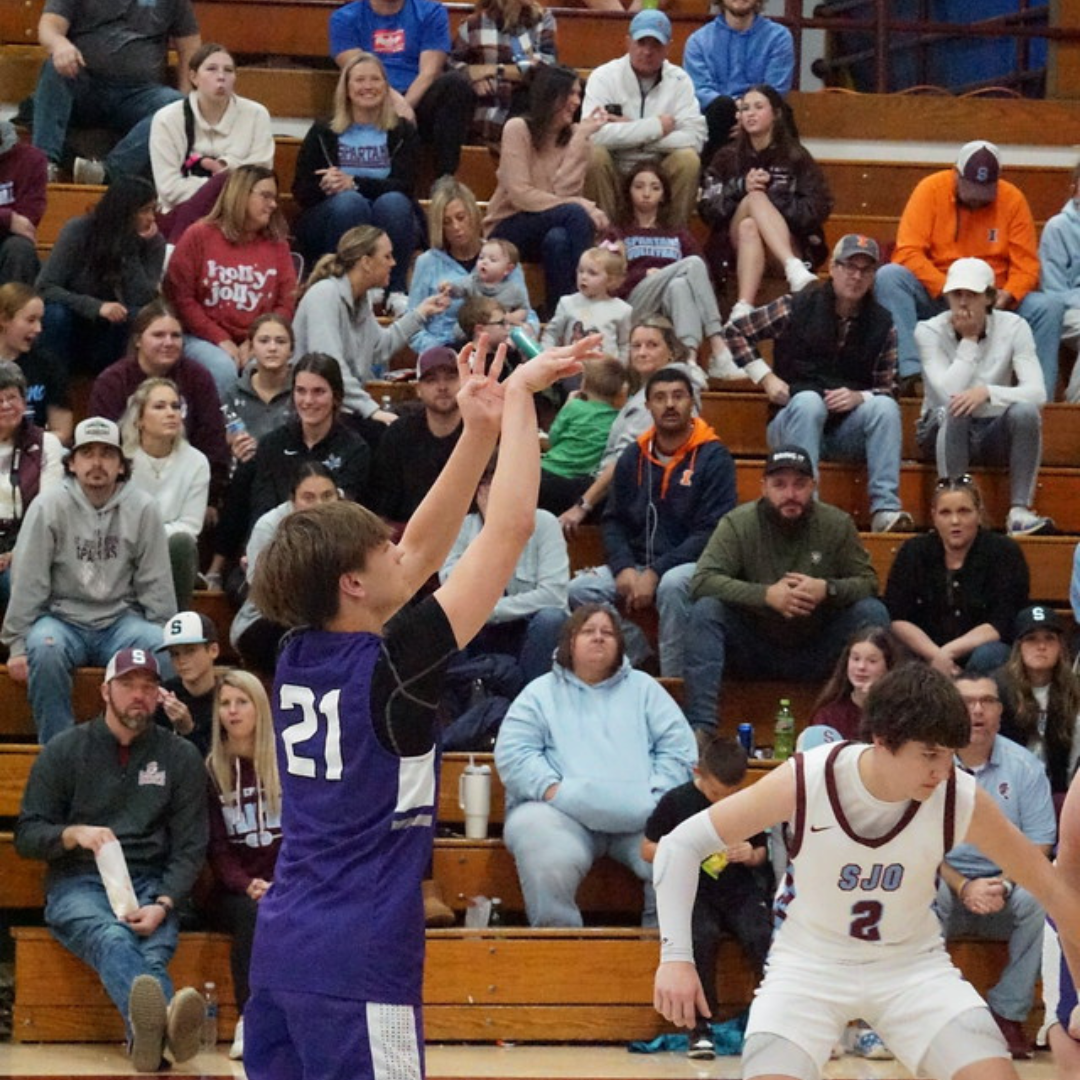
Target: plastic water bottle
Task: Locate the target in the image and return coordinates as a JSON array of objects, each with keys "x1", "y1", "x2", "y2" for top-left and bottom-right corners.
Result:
[
  {"x1": 380, "y1": 394, "x2": 393, "y2": 414},
  {"x1": 489, "y1": 897, "x2": 503, "y2": 926},
  {"x1": 773, "y1": 699, "x2": 795, "y2": 761},
  {"x1": 201, "y1": 981, "x2": 219, "y2": 1050},
  {"x1": 220, "y1": 403, "x2": 246, "y2": 441}
]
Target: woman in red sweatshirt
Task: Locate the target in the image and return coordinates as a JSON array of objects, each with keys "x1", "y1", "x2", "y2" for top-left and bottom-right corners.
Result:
[{"x1": 165, "y1": 164, "x2": 297, "y2": 399}]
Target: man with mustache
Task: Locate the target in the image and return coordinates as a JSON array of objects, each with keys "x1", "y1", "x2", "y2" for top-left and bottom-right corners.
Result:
[
  {"x1": 0, "y1": 416, "x2": 176, "y2": 743},
  {"x1": 15, "y1": 647, "x2": 208, "y2": 1072},
  {"x1": 683, "y1": 445, "x2": 889, "y2": 731},
  {"x1": 568, "y1": 366, "x2": 736, "y2": 678}
]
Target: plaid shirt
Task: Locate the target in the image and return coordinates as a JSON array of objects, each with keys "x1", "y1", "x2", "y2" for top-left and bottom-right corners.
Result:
[
  {"x1": 450, "y1": 9, "x2": 557, "y2": 150},
  {"x1": 723, "y1": 292, "x2": 897, "y2": 396}
]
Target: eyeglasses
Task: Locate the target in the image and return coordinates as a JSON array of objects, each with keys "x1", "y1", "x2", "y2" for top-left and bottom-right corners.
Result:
[
  {"x1": 836, "y1": 261, "x2": 876, "y2": 278},
  {"x1": 484, "y1": 318, "x2": 507, "y2": 327},
  {"x1": 961, "y1": 695, "x2": 1002, "y2": 709},
  {"x1": 935, "y1": 474, "x2": 974, "y2": 491}
]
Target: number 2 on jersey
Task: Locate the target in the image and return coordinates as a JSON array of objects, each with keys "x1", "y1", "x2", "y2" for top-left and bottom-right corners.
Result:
[
  {"x1": 279, "y1": 685, "x2": 343, "y2": 780},
  {"x1": 849, "y1": 899, "x2": 883, "y2": 941}
]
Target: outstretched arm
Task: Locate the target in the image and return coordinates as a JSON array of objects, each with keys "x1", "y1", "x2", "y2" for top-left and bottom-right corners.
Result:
[{"x1": 434, "y1": 336, "x2": 603, "y2": 647}]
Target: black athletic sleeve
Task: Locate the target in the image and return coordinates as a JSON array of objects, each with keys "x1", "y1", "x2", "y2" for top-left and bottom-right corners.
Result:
[{"x1": 371, "y1": 595, "x2": 459, "y2": 758}]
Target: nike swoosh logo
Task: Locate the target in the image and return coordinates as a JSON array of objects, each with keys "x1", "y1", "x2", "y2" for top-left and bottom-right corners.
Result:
[
  {"x1": 809, "y1": 825, "x2": 833, "y2": 832},
  {"x1": 283, "y1": 449, "x2": 299, "y2": 455}
]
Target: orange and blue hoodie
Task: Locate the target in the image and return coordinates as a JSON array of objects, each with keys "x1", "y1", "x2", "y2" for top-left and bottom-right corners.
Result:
[{"x1": 602, "y1": 417, "x2": 736, "y2": 578}]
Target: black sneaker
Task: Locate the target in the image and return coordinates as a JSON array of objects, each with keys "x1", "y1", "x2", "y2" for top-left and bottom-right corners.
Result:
[{"x1": 688, "y1": 1028, "x2": 715, "y2": 1060}]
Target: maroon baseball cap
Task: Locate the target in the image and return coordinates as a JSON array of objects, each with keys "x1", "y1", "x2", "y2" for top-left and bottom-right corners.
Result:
[
  {"x1": 105, "y1": 647, "x2": 160, "y2": 683},
  {"x1": 955, "y1": 141, "x2": 1000, "y2": 200},
  {"x1": 416, "y1": 346, "x2": 458, "y2": 380}
]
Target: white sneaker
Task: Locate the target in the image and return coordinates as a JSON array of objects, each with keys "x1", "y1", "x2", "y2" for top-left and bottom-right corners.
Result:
[
  {"x1": 727, "y1": 299, "x2": 754, "y2": 325},
  {"x1": 708, "y1": 346, "x2": 743, "y2": 380},
  {"x1": 229, "y1": 1015, "x2": 244, "y2": 1060},
  {"x1": 385, "y1": 290, "x2": 408, "y2": 317},
  {"x1": 871, "y1": 509, "x2": 914, "y2": 533},
  {"x1": 1007, "y1": 506, "x2": 1053, "y2": 536},
  {"x1": 73, "y1": 156, "x2": 106, "y2": 185},
  {"x1": 784, "y1": 258, "x2": 817, "y2": 293}
]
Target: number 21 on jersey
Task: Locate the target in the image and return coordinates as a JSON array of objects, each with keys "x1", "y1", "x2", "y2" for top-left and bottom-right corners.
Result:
[{"x1": 279, "y1": 684, "x2": 344, "y2": 780}]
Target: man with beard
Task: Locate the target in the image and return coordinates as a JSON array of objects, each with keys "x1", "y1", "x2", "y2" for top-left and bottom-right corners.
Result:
[
  {"x1": 682, "y1": 445, "x2": 889, "y2": 731},
  {"x1": 568, "y1": 366, "x2": 736, "y2": 678},
  {"x1": 1, "y1": 417, "x2": 176, "y2": 743},
  {"x1": 15, "y1": 647, "x2": 208, "y2": 1072},
  {"x1": 369, "y1": 346, "x2": 463, "y2": 525}
]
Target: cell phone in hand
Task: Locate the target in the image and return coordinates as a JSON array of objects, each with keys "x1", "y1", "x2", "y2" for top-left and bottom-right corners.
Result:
[{"x1": 605, "y1": 104, "x2": 623, "y2": 117}]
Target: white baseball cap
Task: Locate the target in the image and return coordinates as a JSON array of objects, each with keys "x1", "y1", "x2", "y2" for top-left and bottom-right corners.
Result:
[{"x1": 943, "y1": 257, "x2": 995, "y2": 294}]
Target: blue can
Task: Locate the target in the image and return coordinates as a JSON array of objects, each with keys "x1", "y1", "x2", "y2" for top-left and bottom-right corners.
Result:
[{"x1": 737, "y1": 723, "x2": 754, "y2": 755}]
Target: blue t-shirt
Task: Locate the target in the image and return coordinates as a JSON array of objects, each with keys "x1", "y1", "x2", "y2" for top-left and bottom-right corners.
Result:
[
  {"x1": 249, "y1": 595, "x2": 457, "y2": 1004},
  {"x1": 338, "y1": 124, "x2": 391, "y2": 180},
  {"x1": 329, "y1": 0, "x2": 450, "y2": 95}
]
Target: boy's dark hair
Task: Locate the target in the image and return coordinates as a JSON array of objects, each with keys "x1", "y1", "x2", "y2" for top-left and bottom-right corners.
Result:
[
  {"x1": 864, "y1": 662, "x2": 970, "y2": 751},
  {"x1": 697, "y1": 734, "x2": 748, "y2": 787},
  {"x1": 644, "y1": 366, "x2": 694, "y2": 401},
  {"x1": 250, "y1": 501, "x2": 391, "y2": 629},
  {"x1": 458, "y1": 294, "x2": 502, "y2": 336},
  {"x1": 581, "y1": 357, "x2": 627, "y2": 403}
]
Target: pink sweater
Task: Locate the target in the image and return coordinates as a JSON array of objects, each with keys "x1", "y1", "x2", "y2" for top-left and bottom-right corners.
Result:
[
  {"x1": 482, "y1": 116, "x2": 596, "y2": 231},
  {"x1": 164, "y1": 221, "x2": 297, "y2": 345}
]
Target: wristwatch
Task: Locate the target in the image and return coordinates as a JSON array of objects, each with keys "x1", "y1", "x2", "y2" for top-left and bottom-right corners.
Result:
[
  {"x1": 576, "y1": 497, "x2": 593, "y2": 513},
  {"x1": 495, "y1": 63, "x2": 505, "y2": 81},
  {"x1": 153, "y1": 896, "x2": 174, "y2": 913},
  {"x1": 826, "y1": 580, "x2": 838, "y2": 599}
]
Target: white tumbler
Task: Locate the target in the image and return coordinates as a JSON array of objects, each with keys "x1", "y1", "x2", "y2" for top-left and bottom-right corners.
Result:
[{"x1": 459, "y1": 755, "x2": 492, "y2": 839}]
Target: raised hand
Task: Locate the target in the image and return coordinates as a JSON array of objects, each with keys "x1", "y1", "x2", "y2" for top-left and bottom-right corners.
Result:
[{"x1": 455, "y1": 334, "x2": 508, "y2": 437}]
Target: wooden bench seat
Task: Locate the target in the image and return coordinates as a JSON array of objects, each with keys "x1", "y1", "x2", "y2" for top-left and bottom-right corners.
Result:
[{"x1": 9, "y1": 922, "x2": 1025, "y2": 1043}]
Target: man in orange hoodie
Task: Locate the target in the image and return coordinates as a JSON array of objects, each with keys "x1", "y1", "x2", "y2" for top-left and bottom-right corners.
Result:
[
  {"x1": 874, "y1": 140, "x2": 1063, "y2": 397},
  {"x1": 567, "y1": 366, "x2": 736, "y2": 678}
]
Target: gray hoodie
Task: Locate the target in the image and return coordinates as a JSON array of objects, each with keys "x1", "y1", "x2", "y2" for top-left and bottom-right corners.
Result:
[{"x1": 2, "y1": 476, "x2": 176, "y2": 657}]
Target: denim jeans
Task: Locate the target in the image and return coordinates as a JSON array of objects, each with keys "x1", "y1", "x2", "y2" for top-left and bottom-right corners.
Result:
[
  {"x1": 502, "y1": 800, "x2": 654, "y2": 927},
  {"x1": 874, "y1": 263, "x2": 1065, "y2": 395},
  {"x1": 916, "y1": 401, "x2": 1043, "y2": 509},
  {"x1": 490, "y1": 203, "x2": 596, "y2": 317},
  {"x1": 467, "y1": 608, "x2": 567, "y2": 685},
  {"x1": 768, "y1": 391, "x2": 903, "y2": 514},
  {"x1": 295, "y1": 191, "x2": 418, "y2": 294},
  {"x1": 934, "y1": 878, "x2": 1044, "y2": 1022},
  {"x1": 682, "y1": 595, "x2": 891, "y2": 731},
  {"x1": 182, "y1": 334, "x2": 237, "y2": 401},
  {"x1": 42, "y1": 301, "x2": 131, "y2": 377},
  {"x1": 27, "y1": 613, "x2": 171, "y2": 743},
  {"x1": 33, "y1": 64, "x2": 181, "y2": 178},
  {"x1": 567, "y1": 563, "x2": 695, "y2": 677},
  {"x1": 46, "y1": 872, "x2": 178, "y2": 1034}
]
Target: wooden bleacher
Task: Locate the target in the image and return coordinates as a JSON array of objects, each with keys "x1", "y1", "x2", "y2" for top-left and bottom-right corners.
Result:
[{"x1": 1, "y1": 751, "x2": 1027, "y2": 1043}]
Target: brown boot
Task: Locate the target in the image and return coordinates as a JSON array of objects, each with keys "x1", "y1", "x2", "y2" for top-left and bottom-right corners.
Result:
[{"x1": 423, "y1": 879, "x2": 455, "y2": 927}]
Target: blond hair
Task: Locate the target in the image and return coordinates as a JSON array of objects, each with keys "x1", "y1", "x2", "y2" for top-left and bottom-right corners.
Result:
[
  {"x1": 305, "y1": 224, "x2": 385, "y2": 291},
  {"x1": 331, "y1": 52, "x2": 398, "y2": 134},
  {"x1": 207, "y1": 670, "x2": 281, "y2": 817},
  {"x1": 119, "y1": 377, "x2": 187, "y2": 456},
  {"x1": 426, "y1": 178, "x2": 483, "y2": 251},
  {"x1": 581, "y1": 245, "x2": 626, "y2": 284},
  {"x1": 203, "y1": 164, "x2": 287, "y2": 243}
]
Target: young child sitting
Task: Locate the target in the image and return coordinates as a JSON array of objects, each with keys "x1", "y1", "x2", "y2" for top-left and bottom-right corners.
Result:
[
  {"x1": 153, "y1": 611, "x2": 221, "y2": 756},
  {"x1": 539, "y1": 356, "x2": 627, "y2": 515},
  {"x1": 463, "y1": 238, "x2": 532, "y2": 328},
  {"x1": 643, "y1": 734, "x2": 773, "y2": 1062},
  {"x1": 541, "y1": 247, "x2": 633, "y2": 364}
]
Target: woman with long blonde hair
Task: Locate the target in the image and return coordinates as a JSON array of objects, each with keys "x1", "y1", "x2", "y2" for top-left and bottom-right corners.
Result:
[
  {"x1": 205, "y1": 669, "x2": 282, "y2": 1060},
  {"x1": 120, "y1": 376, "x2": 210, "y2": 608},
  {"x1": 292, "y1": 52, "x2": 420, "y2": 306}
]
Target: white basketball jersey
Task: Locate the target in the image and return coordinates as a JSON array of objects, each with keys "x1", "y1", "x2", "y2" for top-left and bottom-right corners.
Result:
[{"x1": 774, "y1": 742, "x2": 977, "y2": 963}]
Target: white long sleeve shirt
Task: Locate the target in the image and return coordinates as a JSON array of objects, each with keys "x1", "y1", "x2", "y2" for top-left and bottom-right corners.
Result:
[{"x1": 916, "y1": 308, "x2": 1046, "y2": 418}]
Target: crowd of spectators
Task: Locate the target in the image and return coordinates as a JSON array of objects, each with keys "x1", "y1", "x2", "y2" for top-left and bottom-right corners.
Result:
[{"x1": 10, "y1": 0, "x2": 1080, "y2": 1071}]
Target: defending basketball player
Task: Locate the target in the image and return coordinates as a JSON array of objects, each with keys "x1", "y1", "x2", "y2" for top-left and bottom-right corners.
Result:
[{"x1": 653, "y1": 663, "x2": 1080, "y2": 1080}]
